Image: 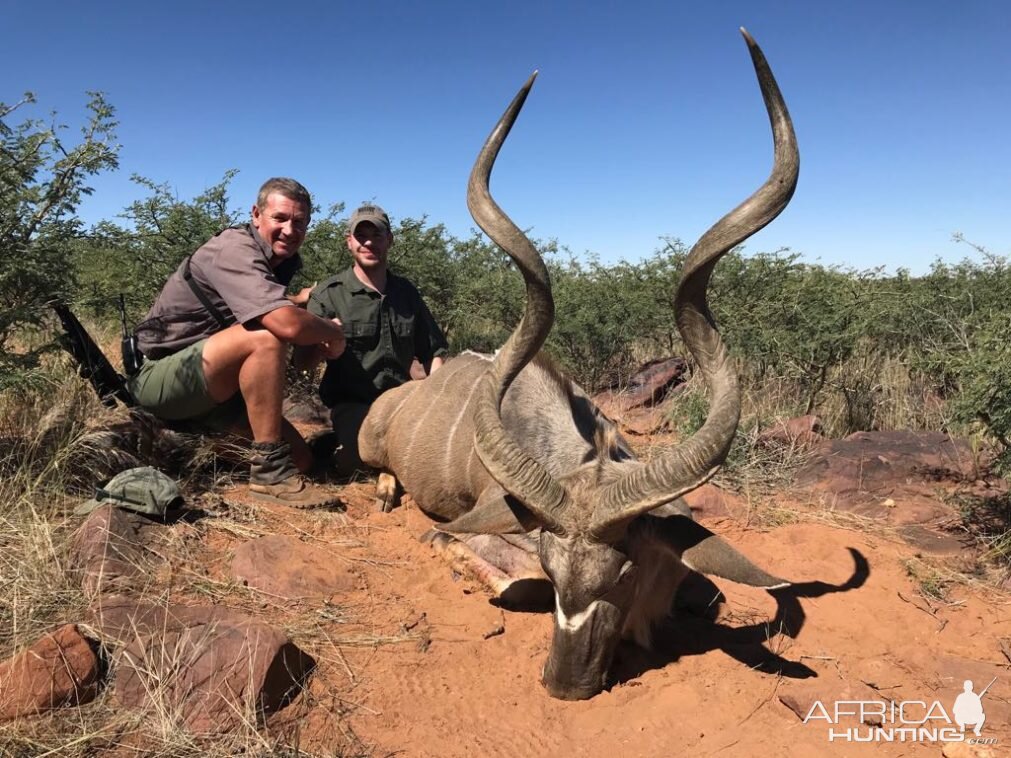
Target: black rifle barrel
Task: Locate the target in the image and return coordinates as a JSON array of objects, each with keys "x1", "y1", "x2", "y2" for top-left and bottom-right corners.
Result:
[{"x1": 52, "y1": 302, "x2": 135, "y2": 408}]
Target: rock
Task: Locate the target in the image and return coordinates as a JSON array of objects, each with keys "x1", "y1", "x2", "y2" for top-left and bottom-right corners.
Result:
[
  {"x1": 89, "y1": 596, "x2": 250, "y2": 643},
  {"x1": 931, "y1": 656, "x2": 1009, "y2": 729},
  {"x1": 793, "y1": 431, "x2": 985, "y2": 556},
  {"x1": 283, "y1": 394, "x2": 330, "y2": 425},
  {"x1": 231, "y1": 535, "x2": 356, "y2": 599},
  {"x1": 758, "y1": 415, "x2": 824, "y2": 446},
  {"x1": 596, "y1": 357, "x2": 688, "y2": 411},
  {"x1": 682, "y1": 484, "x2": 745, "y2": 520},
  {"x1": 96, "y1": 598, "x2": 314, "y2": 733},
  {"x1": 896, "y1": 524, "x2": 973, "y2": 556},
  {"x1": 592, "y1": 357, "x2": 688, "y2": 434},
  {"x1": 943, "y1": 742, "x2": 997, "y2": 758},
  {"x1": 796, "y1": 431, "x2": 979, "y2": 496},
  {"x1": 68, "y1": 505, "x2": 165, "y2": 598},
  {"x1": 0, "y1": 624, "x2": 99, "y2": 721},
  {"x1": 605, "y1": 405, "x2": 674, "y2": 436},
  {"x1": 779, "y1": 679, "x2": 885, "y2": 725}
]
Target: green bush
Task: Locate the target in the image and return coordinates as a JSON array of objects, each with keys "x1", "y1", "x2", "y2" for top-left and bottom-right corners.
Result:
[
  {"x1": 4, "y1": 91, "x2": 1008, "y2": 466},
  {"x1": 0, "y1": 92, "x2": 118, "y2": 389},
  {"x1": 74, "y1": 171, "x2": 242, "y2": 323}
]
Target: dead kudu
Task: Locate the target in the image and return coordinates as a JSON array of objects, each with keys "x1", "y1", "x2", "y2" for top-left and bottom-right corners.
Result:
[{"x1": 359, "y1": 29, "x2": 798, "y2": 700}]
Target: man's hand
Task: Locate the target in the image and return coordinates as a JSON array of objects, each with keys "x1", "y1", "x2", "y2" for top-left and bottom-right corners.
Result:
[
  {"x1": 287, "y1": 284, "x2": 315, "y2": 307},
  {"x1": 320, "y1": 318, "x2": 345, "y2": 359}
]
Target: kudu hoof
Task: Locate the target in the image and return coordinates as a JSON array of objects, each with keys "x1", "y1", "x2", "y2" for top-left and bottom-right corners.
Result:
[{"x1": 375, "y1": 472, "x2": 400, "y2": 513}]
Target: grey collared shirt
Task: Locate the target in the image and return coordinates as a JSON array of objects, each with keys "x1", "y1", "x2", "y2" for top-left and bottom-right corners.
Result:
[{"x1": 136, "y1": 225, "x2": 300, "y2": 359}]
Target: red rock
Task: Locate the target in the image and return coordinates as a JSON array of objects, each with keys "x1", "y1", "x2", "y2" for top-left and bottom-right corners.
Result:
[
  {"x1": 797, "y1": 431, "x2": 979, "y2": 495},
  {"x1": 793, "y1": 431, "x2": 986, "y2": 558},
  {"x1": 779, "y1": 679, "x2": 885, "y2": 725},
  {"x1": 0, "y1": 624, "x2": 99, "y2": 721},
  {"x1": 68, "y1": 505, "x2": 164, "y2": 598},
  {"x1": 758, "y1": 415, "x2": 824, "y2": 446},
  {"x1": 593, "y1": 357, "x2": 688, "y2": 416},
  {"x1": 896, "y1": 524, "x2": 973, "y2": 556},
  {"x1": 95, "y1": 598, "x2": 314, "y2": 734},
  {"x1": 931, "y1": 656, "x2": 1009, "y2": 729},
  {"x1": 682, "y1": 483, "x2": 745, "y2": 520},
  {"x1": 89, "y1": 595, "x2": 250, "y2": 643},
  {"x1": 231, "y1": 535, "x2": 356, "y2": 599}
]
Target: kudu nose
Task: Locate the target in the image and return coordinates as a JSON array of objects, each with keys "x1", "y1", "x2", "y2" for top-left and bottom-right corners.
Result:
[
  {"x1": 541, "y1": 673, "x2": 605, "y2": 701},
  {"x1": 541, "y1": 652, "x2": 610, "y2": 701}
]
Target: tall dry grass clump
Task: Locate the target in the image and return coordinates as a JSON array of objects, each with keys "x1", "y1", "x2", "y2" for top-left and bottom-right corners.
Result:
[
  {"x1": 660, "y1": 346, "x2": 980, "y2": 504},
  {"x1": 0, "y1": 378, "x2": 104, "y2": 657},
  {"x1": 0, "y1": 367, "x2": 360, "y2": 757}
]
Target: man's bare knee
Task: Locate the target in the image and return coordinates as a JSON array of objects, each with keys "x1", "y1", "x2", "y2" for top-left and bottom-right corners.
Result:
[
  {"x1": 239, "y1": 327, "x2": 287, "y2": 361},
  {"x1": 203, "y1": 325, "x2": 287, "y2": 402}
]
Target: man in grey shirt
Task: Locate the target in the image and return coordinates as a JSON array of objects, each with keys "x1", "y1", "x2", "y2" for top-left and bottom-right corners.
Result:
[{"x1": 131, "y1": 177, "x2": 345, "y2": 507}]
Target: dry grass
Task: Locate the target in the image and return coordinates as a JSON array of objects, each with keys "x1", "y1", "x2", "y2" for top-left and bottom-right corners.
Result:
[
  {"x1": 660, "y1": 372, "x2": 819, "y2": 499},
  {"x1": 735, "y1": 353, "x2": 952, "y2": 439},
  {"x1": 0, "y1": 379, "x2": 103, "y2": 655},
  {"x1": 942, "y1": 488, "x2": 1011, "y2": 587},
  {"x1": 4, "y1": 322, "x2": 1010, "y2": 754},
  {"x1": 0, "y1": 376, "x2": 374, "y2": 756}
]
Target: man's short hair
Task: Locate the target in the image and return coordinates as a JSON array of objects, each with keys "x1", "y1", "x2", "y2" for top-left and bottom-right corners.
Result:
[{"x1": 256, "y1": 177, "x2": 312, "y2": 212}]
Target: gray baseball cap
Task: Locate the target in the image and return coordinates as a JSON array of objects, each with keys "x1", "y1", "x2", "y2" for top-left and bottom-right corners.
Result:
[
  {"x1": 348, "y1": 204, "x2": 391, "y2": 235},
  {"x1": 75, "y1": 467, "x2": 183, "y2": 517}
]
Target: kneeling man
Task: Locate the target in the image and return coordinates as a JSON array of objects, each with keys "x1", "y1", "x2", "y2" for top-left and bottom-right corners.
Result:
[
  {"x1": 304, "y1": 204, "x2": 448, "y2": 476},
  {"x1": 131, "y1": 177, "x2": 345, "y2": 506}
]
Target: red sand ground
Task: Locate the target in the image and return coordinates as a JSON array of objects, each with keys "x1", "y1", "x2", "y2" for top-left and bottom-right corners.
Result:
[{"x1": 220, "y1": 474, "x2": 1010, "y2": 758}]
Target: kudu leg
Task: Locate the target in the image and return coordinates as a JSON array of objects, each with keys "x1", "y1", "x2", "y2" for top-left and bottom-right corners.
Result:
[
  {"x1": 374, "y1": 471, "x2": 400, "y2": 513},
  {"x1": 421, "y1": 530, "x2": 551, "y2": 610}
]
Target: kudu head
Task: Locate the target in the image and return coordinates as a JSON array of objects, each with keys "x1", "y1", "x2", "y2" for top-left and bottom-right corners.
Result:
[{"x1": 449, "y1": 29, "x2": 799, "y2": 700}]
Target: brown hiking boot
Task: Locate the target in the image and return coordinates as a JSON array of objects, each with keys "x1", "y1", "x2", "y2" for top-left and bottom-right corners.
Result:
[{"x1": 248, "y1": 441, "x2": 339, "y2": 509}]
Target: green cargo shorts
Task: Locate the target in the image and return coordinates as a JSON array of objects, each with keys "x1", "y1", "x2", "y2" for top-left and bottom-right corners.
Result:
[{"x1": 128, "y1": 339, "x2": 245, "y2": 430}]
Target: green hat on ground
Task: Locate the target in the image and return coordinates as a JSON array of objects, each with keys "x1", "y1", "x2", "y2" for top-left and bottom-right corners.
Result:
[{"x1": 75, "y1": 466, "x2": 183, "y2": 517}]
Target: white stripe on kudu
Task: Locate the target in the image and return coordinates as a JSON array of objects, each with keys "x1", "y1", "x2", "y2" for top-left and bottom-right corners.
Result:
[{"x1": 555, "y1": 596, "x2": 601, "y2": 632}]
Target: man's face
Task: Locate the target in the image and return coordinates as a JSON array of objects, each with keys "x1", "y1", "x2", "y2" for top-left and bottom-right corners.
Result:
[
  {"x1": 251, "y1": 192, "x2": 310, "y2": 262},
  {"x1": 347, "y1": 221, "x2": 393, "y2": 271}
]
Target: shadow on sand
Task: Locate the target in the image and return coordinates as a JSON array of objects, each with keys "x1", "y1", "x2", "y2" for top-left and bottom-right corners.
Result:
[{"x1": 608, "y1": 547, "x2": 870, "y2": 687}]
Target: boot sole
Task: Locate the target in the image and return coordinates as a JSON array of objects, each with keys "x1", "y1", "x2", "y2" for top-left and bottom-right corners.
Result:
[{"x1": 248, "y1": 489, "x2": 341, "y2": 510}]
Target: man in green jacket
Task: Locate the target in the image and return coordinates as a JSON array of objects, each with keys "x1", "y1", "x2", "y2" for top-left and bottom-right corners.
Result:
[{"x1": 304, "y1": 204, "x2": 448, "y2": 476}]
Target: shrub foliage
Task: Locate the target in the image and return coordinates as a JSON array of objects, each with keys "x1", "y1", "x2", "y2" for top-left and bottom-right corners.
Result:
[
  {"x1": 0, "y1": 92, "x2": 118, "y2": 389},
  {"x1": 4, "y1": 95, "x2": 1011, "y2": 467}
]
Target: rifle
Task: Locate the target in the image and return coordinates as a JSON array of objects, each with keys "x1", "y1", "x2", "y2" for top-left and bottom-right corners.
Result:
[
  {"x1": 52, "y1": 302, "x2": 135, "y2": 408},
  {"x1": 979, "y1": 676, "x2": 997, "y2": 699}
]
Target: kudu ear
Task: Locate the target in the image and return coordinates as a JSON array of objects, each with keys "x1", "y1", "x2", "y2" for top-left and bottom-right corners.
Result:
[
  {"x1": 635, "y1": 514, "x2": 789, "y2": 590},
  {"x1": 438, "y1": 485, "x2": 542, "y2": 535}
]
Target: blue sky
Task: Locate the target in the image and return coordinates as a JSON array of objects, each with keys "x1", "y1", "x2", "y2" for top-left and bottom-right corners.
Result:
[{"x1": 4, "y1": 1, "x2": 1009, "y2": 273}]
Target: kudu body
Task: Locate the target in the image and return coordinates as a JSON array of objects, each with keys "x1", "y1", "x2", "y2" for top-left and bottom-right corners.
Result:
[{"x1": 359, "y1": 29, "x2": 798, "y2": 700}]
